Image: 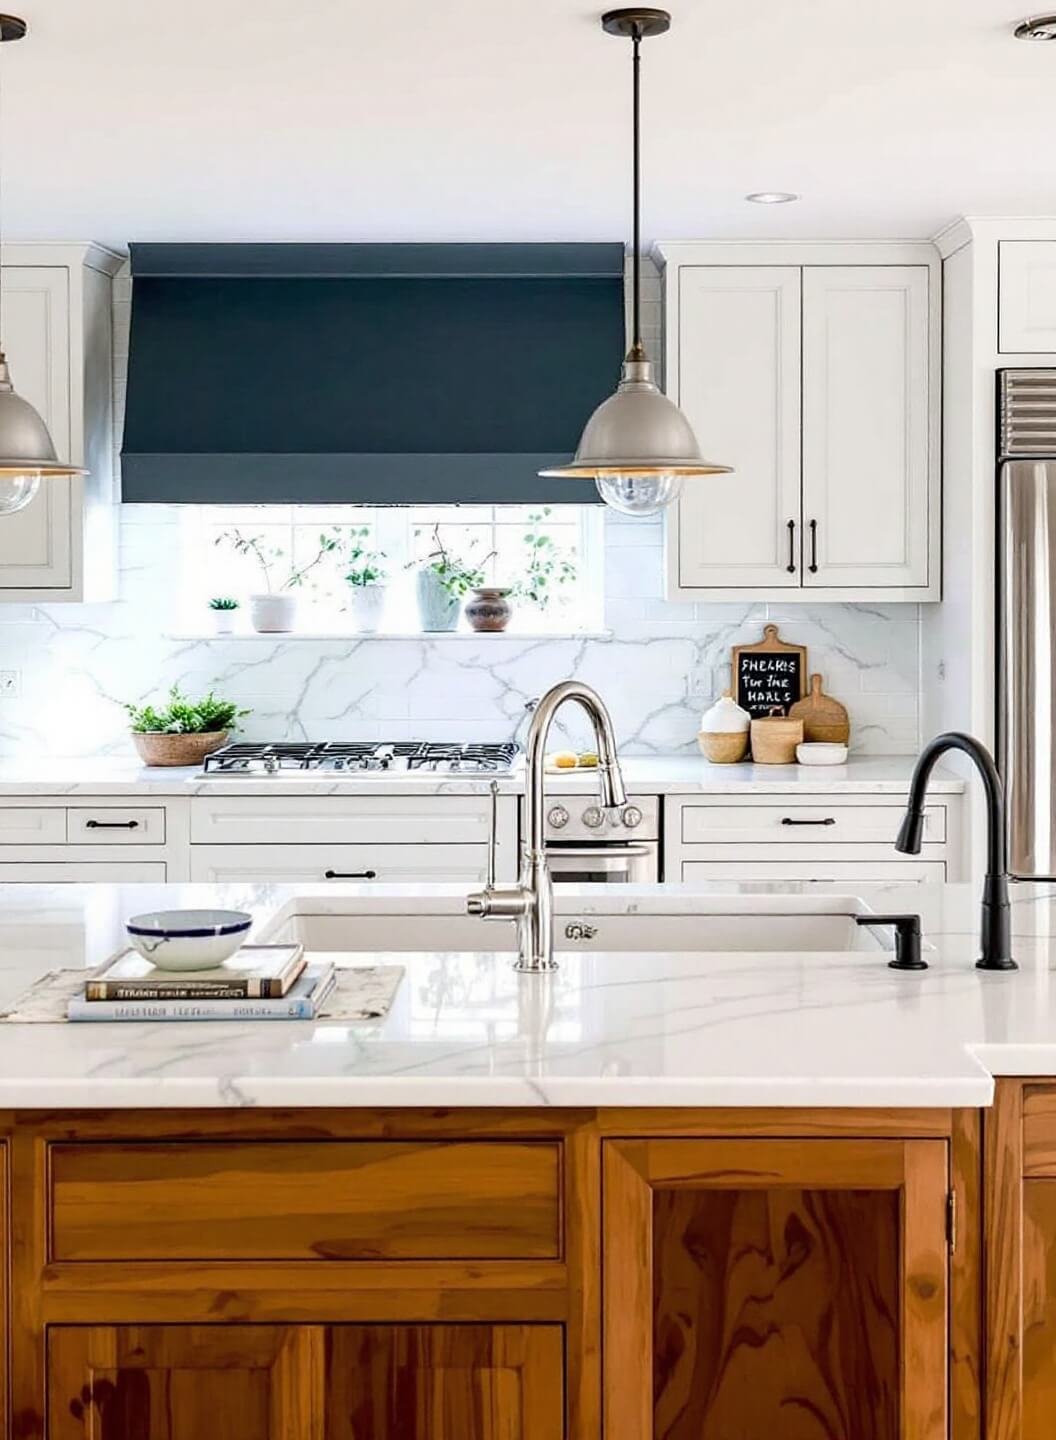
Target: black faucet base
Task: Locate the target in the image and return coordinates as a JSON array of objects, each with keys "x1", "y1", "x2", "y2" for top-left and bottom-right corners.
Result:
[{"x1": 976, "y1": 956, "x2": 1019, "y2": 972}]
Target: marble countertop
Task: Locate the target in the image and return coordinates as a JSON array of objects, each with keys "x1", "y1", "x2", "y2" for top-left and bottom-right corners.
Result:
[
  {"x1": 0, "y1": 877, "x2": 1050, "y2": 1110},
  {"x1": 0, "y1": 754, "x2": 964, "y2": 796}
]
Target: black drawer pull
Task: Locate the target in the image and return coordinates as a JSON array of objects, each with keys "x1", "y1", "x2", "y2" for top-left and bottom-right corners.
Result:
[
  {"x1": 781, "y1": 817, "x2": 836, "y2": 826},
  {"x1": 324, "y1": 869, "x2": 378, "y2": 880},
  {"x1": 85, "y1": 819, "x2": 140, "y2": 830},
  {"x1": 809, "y1": 518, "x2": 819, "y2": 573},
  {"x1": 786, "y1": 518, "x2": 796, "y2": 574}
]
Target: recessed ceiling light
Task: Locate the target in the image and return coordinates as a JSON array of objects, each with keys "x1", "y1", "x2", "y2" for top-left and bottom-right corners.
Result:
[
  {"x1": 1015, "y1": 14, "x2": 1056, "y2": 39},
  {"x1": 745, "y1": 191, "x2": 800, "y2": 204}
]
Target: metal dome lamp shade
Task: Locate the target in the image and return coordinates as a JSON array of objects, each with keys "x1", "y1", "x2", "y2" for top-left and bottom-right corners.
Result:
[
  {"x1": 0, "y1": 16, "x2": 84, "y2": 516},
  {"x1": 539, "y1": 8, "x2": 730, "y2": 516}
]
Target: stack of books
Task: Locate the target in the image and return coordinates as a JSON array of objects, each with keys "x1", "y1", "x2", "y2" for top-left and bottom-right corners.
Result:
[{"x1": 67, "y1": 943, "x2": 336, "y2": 1022}]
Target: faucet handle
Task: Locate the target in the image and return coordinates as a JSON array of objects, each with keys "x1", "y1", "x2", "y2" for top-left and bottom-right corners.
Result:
[{"x1": 855, "y1": 914, "x2": 926, "y2": 971}]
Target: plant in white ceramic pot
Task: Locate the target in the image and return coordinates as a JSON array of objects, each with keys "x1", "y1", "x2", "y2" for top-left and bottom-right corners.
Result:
[
  {"x1": 124, "y1": 686, "x2": 250, "y2": 767},
  {"x1": 215, "y1": 529, "x2": 337, "y2": 633},
  {"x1": 412, "y1": 525, "x2": 494, "y2": 633},
  {"x1": 338, "y1": 527, "x2": 388, "y2": 634},
  {"x1": 207, "y1": 596, "x2": 240, "y2": 635}
]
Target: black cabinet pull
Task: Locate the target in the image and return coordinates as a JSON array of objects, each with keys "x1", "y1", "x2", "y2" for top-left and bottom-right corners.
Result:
[
  {"x1": 85, "y1": 819, "x2": 139, "y2": 830},
  {"x1": 324, "y1": 868, "x2": 377, "y2": 880},
  {"x1": 781, "y1": 816, "x2": 836, "y2": 826},
  {"x1": 808, "y1": 518, "x2": 819, "y2": 573},
  {"x1": 786, "y1": 518, "x2": 796, "y2": 574}
]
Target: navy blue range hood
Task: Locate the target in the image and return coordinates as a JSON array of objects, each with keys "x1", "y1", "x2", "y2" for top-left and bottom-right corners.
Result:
[{"x1": 120, "y1": 242, "x2": 626, "y2": 505}]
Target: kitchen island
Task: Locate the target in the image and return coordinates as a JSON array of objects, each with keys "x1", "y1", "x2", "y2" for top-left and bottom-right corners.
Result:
[{"x1": 0, "y1": 877, "x2": 1049, "y2": 1438}]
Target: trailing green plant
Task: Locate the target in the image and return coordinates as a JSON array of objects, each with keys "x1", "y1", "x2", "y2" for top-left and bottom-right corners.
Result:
[
  {"x1": 215, "y1": 529, "x2": 338, "y2": 592},
  {"x1": 208, "y1": 597, "x2": 239, "y2": 612},
  {"x1": 124, "y1": 686, "x2": 249, "y2": 735},
  {"x1": 412, "y1": 524, "x2": 494, "y2": 599},
  {"x1": 511, "y1": 509, "x2": 578, "y2": 610},
  {"x1": 338, "y1": 526, "x2": 388, "y2": 588}
]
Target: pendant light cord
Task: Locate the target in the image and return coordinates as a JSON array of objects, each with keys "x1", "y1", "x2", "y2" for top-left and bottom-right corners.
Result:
[{"x1": 630, "y1": 24, "x2": 643, "y2": 361}]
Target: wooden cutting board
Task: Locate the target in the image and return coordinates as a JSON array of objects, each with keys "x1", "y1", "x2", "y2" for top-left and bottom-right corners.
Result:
[{"x1": 788, "y1": 673, "x2": 850, "y2": 743}]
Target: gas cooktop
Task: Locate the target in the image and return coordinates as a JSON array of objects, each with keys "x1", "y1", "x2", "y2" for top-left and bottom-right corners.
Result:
[{"x1": 200, "y1": 741, "x2": 520, "y2": 776}]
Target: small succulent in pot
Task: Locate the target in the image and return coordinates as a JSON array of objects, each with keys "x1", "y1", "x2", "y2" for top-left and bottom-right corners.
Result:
[
  {"x1": 207, "y1": 596, "x2": 240, "y2": 635},
  {"x1": 338, "y1": 527, "x2": 388, "y2": 634},
  {"x1": 125, "y1": 686, "x2": 250, "y2": 768}
]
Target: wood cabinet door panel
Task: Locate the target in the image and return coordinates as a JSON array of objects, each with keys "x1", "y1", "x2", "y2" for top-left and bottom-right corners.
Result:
[
  {"x1": 605, "y1": 1137, "x2": 947, "y2": 1440},
  {"x1": 48, "y1": 1324, "x2": 562, "y2": 1440}
]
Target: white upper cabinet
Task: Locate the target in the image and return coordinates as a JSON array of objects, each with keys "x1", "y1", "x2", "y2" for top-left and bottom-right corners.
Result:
[
  {"x1": 999, "y1": 241, "x2": 1056, "y2": 352},
  {"x1": 801, "y1": 265, "x2": 931, "y2": 591},
  {"x1": 672, "y1": 266, "x2": 801, "y2": 590},
  {"x1": 0, "y1": 244, "x2": 119, "y2": 601},
  {"x1": 659, "y1": 243, "x2": 941, "y2": 603}
]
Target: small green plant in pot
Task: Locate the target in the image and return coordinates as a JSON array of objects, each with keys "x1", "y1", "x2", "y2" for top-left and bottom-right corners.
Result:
[
  {"x1": 412, "y1": 525, "x2": 494, "y2": 633},
  {"x1": 125, "y1": 686, "x2": 250, "y2": 768},
  {"x1": 208, "y1": 597, "x2": 240, "y2": 636},
  {"x1": 339, "y1": 528, "x2": 388, "y2": 634},
  {"x1": 215, "y1": 529, "x2": 338, "y2": 633}
]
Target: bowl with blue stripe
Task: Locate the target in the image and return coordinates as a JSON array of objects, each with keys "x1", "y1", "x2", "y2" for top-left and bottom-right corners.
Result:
[{"x1": 126, "y1": 909, "x2": 253, "y2": 971}]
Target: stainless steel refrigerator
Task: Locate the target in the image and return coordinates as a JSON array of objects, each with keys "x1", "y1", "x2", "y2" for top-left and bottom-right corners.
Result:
[{"x1": 998, "y1": 368, "x2": 1056, "y2": 878}]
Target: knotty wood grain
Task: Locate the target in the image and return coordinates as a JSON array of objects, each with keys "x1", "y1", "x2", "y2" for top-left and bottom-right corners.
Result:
[
  {"x1": 951, "y1": 1109, "x2": 982, "y2": 1440},
  {"x1": 985, "y1": 1080, "x2": 1025, "y2": 1440},
  {"x1": 50, "y1": 1139, "x2": 561, "y2": 1262}
]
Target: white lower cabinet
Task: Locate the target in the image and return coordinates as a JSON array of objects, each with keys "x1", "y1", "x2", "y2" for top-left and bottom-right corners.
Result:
[
  {"x1": 0, "y1": 861, "x2": 167, "y2": 881},
  {"x1": 190, "y1": 844, "x2": 489, "y2": 884}
]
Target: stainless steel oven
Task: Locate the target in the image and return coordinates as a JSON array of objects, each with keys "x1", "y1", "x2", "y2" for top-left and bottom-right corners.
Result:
[{"x1": 535, "y1": 794, "x2": 660, "y2": 884}]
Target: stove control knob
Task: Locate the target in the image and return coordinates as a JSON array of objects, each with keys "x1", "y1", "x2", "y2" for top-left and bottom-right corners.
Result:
[
  {"x1": 547, "y1": 804, "x2": 570, "y2": 830},
  {"x1": 583, "y1": 806, "x2": 605, "y2": 830},
  {"x1": 621, "y1": 805, "x2": 644, "y2": 830}
]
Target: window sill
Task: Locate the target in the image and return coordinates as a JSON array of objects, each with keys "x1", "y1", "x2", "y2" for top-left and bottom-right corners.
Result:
[{"x1": 173, "y1": 629, "x2": 613, "y2": 642}]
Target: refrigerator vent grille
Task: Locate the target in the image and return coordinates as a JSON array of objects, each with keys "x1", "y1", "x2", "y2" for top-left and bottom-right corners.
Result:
[{"x1": 1000, "y1": 369, "x2": 1056, "y2": 457}]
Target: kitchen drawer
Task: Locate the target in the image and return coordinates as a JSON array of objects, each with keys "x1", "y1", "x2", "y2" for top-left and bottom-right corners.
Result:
[
  {"x1": 68, "y1": 806, "x2": 166, "y2": 845},
  {"x1": 0, "y1": 807, "x2": 66, "y2": 845},
  {"x1": 49, "y1": 1140, "x2": 561, "y2": 1262},
  {"x1": 680, "y1": 859, "x2": 946, "y2": 884},
  {"x1": 190, "y1": 794, "x2": 497, "y2": 846},
  {"x1": 680, "y1": 801, "x2": 945, "y2": 846},
  {"x1": 189, "y1": 843, "x2": 488, "y2": 883},
  {"x1": 0, "y1": 862, "x2": 167, "y2": 882}
]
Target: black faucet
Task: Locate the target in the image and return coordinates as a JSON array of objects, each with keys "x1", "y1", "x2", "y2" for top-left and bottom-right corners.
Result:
[{"x1": 896, "y1": 732, "x2": 1016, "y2": 971}]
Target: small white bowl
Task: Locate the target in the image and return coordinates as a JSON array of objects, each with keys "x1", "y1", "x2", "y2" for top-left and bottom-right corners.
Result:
[
  {"x1": 796, "y1": 742, "x2": 849, "y2": 766},
  {"x1": 125, "y1": 909, "x2": 252, "y2": 971}
]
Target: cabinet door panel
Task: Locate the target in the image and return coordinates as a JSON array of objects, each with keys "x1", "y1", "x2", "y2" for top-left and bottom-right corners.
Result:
[
  {"x1": 802, "y1": 266, "x2": 930, "y2": 590},
  {"x1": 0, "y1": 267, "x2": 72, "y2": 589},
  {"x1": 999, "y1": 241, "x2": 1056, "y2": 352},
  {"x1": 605, "y1": 1137, "x2": 947, "y2": 1440},
  {"x1": 672, "y1": 266, "x2": 801, "y2": 591},
  {"x1": 49, "y1": 1324, "x2": 563, "y2": 1440}
]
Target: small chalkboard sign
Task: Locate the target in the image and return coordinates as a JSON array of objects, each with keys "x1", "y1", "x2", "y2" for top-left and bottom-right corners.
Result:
[{"x1": 732, "y1": 624, "x2": 807, "y2": 719}]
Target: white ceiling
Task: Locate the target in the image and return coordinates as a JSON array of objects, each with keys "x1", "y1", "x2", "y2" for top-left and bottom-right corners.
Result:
[{"x1": 3, "y1": 0, "x2": 1055, "y2": 248}]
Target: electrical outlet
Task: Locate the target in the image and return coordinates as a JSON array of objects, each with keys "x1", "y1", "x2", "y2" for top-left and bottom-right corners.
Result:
[{"x1": 0, "y1": 669, "x2": 21, "y2": 699}]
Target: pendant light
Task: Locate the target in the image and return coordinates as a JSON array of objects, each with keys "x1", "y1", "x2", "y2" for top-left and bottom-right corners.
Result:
[
  {"x1": 539, "y1": 7, "x2": 730, "y2": 516},
  {"x1": 0, "y1": 15, "x2": 84, "y2": 516}
]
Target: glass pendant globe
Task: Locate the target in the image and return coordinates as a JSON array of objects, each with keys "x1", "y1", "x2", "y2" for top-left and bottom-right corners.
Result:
[
  {"x1": 595, "y1": 472, "x2": 682, "y2": 517},
  {"x1": 0, "y1": 472, "x2": 40, "y2": 515}
]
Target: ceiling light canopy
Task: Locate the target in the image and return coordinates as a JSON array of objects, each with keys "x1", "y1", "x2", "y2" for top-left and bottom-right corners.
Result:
[
  {"x1": 1014, "y1": 14, "x2": 1056, "y2": 39},
  {"x1": 745, "y1": 191, "x2": 800, "y2": 204},
  {"x1": 0, "y1": 14, "x2": 85, "y2": 516},
  {"x1": 539, "y1": 7, "x2": 731, "y2": 516}
]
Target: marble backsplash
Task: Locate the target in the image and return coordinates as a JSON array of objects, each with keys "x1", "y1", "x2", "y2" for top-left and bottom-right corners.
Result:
[{"x1": 0, "y1": 505, "x2": 921, "y2": 759}]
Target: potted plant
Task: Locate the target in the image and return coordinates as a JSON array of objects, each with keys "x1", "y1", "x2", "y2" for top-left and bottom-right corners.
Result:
[
  {"x1": 339, "y1": 528, "x2": 388, "y2": 634},
  {"x1": 125, "y1": 686, "x2": 249, "y2": 768},
  {"x1": 413, "y1": 525, "x2": 493, "y2": 633},
  {"x1": 215, "y1": 529, "x2": 337, "y2": 633},
  {"x1": 208, "y1": 597, "x2": 240, "y2": 635}
]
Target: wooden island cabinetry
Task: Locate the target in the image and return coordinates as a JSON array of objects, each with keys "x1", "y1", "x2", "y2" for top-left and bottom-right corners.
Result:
[{"x1": 0, "y1": 1107, "x2": 973, "y2": 1439}]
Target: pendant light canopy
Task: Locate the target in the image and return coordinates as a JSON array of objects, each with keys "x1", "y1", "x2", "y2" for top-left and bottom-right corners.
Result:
[
  {"x1": 0, "y1": 15, "x2": 85, "y2": 517},
  {"x1": 539, "y1": 8, "x2": 730, "y2": 516}
]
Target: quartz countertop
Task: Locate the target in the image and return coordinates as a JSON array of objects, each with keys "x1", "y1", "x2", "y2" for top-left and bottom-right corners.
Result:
[
  {"x1": 0, "y1": 877, "x2": 1049, "y2": 1110},
  {"x1": 0, "y1": 754, "x2": 964, "y2": 796}
]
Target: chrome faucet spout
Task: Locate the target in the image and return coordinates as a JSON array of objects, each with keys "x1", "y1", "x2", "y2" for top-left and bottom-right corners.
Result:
[{"x1": 466, "y1": 680, "x2": 628, "y2": 973}]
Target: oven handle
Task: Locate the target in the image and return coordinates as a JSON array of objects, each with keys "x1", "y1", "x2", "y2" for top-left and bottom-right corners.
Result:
[{"x1": 545, "y1": 844, "x2": 652, "y2": 859}]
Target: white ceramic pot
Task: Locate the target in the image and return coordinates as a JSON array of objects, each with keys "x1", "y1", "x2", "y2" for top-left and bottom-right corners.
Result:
[
  {"x1": 249, "y1": 592, "x2": 297, "y2": 633},
  {"x1": 347, "y1": 584, "x2": 387, "y2": 634},
  {"x1": 211, "y1": 609, "x2": 237, "y2": 636}
]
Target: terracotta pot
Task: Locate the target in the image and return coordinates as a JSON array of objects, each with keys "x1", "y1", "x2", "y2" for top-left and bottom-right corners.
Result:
[
  {"x1": 132, "y1": 730, "x2": 229, "y2": 768},
  {"x1": 465, "y1": 587, "x2": 512, "y2": 633}
]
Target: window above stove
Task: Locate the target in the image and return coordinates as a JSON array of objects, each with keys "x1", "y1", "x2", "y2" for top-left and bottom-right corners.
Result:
[{"x1": 181, "y1": 503, "x2": 605, "y2": 638}]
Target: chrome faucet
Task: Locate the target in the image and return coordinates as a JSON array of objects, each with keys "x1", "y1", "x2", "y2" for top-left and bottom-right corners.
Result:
[
  {"x1": 896, "y1": 731, "x2": 1016, "y2": 971},
  {"x1": 467, "y1": 680, "x2": 627, "y2": 972}
]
